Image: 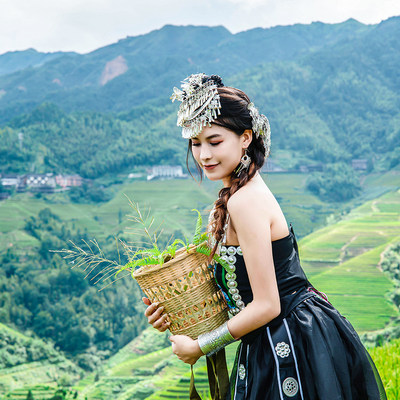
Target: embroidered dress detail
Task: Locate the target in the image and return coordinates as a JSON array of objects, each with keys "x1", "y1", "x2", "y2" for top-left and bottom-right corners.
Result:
[
  {"x1": 275, "y1": 342, "x2": 291, "y2": 358},
  {"x1": 282, "y1": 377, "x2": 299, "y2": 397},
  {"x1": 238, "y1": 364, "x2": 246, "y2": 380}
]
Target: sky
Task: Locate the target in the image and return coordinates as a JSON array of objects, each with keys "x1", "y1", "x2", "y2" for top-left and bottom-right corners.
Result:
[{"x1": 1, "y1": 0, "x2": 399, "y2": 55}]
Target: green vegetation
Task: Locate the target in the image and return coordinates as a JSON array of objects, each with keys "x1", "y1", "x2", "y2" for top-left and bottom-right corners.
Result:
[
  {"x1": 300, "y1": 189, "x2": 400, "y2": 332},
  {"x1": 0, "y1": 174, "x2": 399, "y2": 398},
  {"x1": 306, "y1": 162, "x2": 362, "y2": 202},
  {"x1": 0, "y1": 322, "x2": 82, "y2": 399},
  {"x1": 369, "y1": 338, "x2": 400, "y2": 400},
  {"x1": 1, "y1": 18, "x2": 400, "y2": 203},
  {"x1": 0, "y1": 207, "x2": 147, "y2": 371},
  {"x1": 1, "y1": 17, "x2": 400, "y2": 399}
]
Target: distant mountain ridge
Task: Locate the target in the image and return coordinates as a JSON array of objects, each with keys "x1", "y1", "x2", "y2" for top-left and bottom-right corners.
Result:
[
  {"x1": 0, "y1": 48, "x2": 76, "y2": 76},
  {"x1": 0, "y1": 19, "x2": 378, "y2": 120},
  {"x1": 0, "y1": 17, "x2": 399, "y2": 180}
]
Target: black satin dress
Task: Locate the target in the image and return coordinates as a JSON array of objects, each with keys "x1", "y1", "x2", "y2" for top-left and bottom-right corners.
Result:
[{"x1": 214, "y1": 225, "x2": 387, "y2": 400}]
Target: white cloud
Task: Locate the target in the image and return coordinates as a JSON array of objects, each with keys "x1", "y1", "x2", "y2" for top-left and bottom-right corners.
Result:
[{"x1": 0, "y1": 0, "x2": 399, "y2": 54}]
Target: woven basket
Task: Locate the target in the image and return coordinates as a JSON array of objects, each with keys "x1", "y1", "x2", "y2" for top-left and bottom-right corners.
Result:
[{"x1": 133, "y1": 244, "x2": 229, "y2": 339}]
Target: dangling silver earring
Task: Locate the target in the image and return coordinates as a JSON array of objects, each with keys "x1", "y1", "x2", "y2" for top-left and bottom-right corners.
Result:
[{"x1": 235, "y1": 149, "x2": 251, "y2": 176}]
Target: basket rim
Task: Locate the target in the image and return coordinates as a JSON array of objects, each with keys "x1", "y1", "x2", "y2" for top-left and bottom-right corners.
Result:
[{"x1": 132, "y1": 241, "x2": 209, "y2": 278}]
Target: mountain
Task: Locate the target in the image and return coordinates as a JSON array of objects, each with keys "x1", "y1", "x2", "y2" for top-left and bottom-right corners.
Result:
[
  {"x1": 0, "y1": 48, "x2": 75, "y2": 77},
  {"x1": 1, "y1": 17, "x2": 399, "y2": 187},
  {"x1": 0, "y1": 19, "x2": 373, "y2": 120}
]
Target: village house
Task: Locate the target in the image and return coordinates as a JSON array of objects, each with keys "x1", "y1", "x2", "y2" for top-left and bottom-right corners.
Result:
[
  {"x1": 0, "y1": 173, "x2": 20, "y2": 187},
  {"x1": 147, "y1": 165, "x2": 187, "y2": 180},
  {"x1": 55, "y1": 174, "x2": 83, "y2": 188},
  {"x1": 351, "y1": 159, "x2": 368, "y2": 171},
  {"x1": 299, "y1": 163, "x2": 324, "y2": 173},
  {"x1": 261, "y1": 160, "x2": 285, "y2": 173},
  {"x1": 23, "y1": 173, "x2": 57, "y2": 193}
]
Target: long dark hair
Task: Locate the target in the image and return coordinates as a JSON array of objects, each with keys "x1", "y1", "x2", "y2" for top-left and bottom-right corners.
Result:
[{"x1": 186, "y1": 80, "x2": 268, "y2": 256}]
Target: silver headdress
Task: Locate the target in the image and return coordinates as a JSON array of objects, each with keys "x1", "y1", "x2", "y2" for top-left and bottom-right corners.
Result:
[
  {"x1": 247, "y1": 102, "x2": 271, "y2": 157},
  {"x1": 170, "y1": 73, "x2": 221, "y2": 139},
  {"x1": 171, "y1": 73, "x2": 271, "y2": 155}
]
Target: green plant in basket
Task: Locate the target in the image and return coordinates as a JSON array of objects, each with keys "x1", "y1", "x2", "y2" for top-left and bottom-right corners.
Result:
[{"x1": 52, "y1": 197, "x2": 229, "y2": 289}]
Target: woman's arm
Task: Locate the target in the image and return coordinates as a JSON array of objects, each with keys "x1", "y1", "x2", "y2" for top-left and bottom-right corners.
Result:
[{"x1": 149, "y1": 188, "x2": 282, "y2": 363}]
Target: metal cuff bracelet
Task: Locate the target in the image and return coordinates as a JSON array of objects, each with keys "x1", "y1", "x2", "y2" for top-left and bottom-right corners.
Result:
[{"x1": 197, "y1": 321, "x2": 236, "y2": 356}]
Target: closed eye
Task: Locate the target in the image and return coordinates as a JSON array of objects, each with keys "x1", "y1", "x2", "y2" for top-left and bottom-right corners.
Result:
[{"x1": 191, "y1": 141, "x2": 222, "y2": 147}]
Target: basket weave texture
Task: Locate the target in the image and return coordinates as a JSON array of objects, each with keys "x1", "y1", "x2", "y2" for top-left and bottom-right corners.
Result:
[{"x1": 133, "y1": 244, "x2": 229, "y2": 339}]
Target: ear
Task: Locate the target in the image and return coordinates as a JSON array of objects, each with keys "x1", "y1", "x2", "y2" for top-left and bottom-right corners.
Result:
[{"x1": 241, "y1": 129, "x2": 253, "y2": 149}]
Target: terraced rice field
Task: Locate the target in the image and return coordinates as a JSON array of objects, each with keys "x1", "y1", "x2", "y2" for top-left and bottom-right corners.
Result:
[
  {"x1": 300, "y1": 189, "x2": 400, "y2": 331},
  {"x1": 1, "y1": 170, "x2": 399, "y2": 399}
]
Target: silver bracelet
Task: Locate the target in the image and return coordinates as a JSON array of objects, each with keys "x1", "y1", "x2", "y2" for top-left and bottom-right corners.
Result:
[{"x1": 197, "y1": 322, "x2": 236, "y2": 356}]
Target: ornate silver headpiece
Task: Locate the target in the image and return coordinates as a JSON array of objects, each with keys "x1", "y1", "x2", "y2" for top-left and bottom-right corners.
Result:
[
  {"x1": 247, "y1": 102, "x2": 271, "y2": 157},
  {"x1": 171, "y1": 73, "x2": 271, "y2": 156},
  {"x1": 170, "y1": 73, "x2": 221, "y2": 139}
]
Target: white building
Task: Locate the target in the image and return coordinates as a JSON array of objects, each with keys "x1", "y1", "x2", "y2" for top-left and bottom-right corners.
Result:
[
  {"x1": 24, "y1": 173, "x2": 56, "y2": 192},
  {"x1": 147, "y1": 165, "x2": 186, "y2": 180},
  {"x1": 1, "y1": 174, "x2": 21, "y2": 187}
]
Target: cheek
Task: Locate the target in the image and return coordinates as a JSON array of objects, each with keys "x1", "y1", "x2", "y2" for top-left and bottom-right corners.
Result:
[{"x1": 191, "y1": 147, "x2": 201, "y2": 164}]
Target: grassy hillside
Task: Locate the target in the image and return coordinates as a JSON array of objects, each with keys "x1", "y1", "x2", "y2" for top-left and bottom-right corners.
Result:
[
  {"x1": 0, "y1": 172, "x2": 338, "y2": 253},
  {"x1": 68, "y1": 327, "x2": 240, "y2": 400},
  {"x1": 70, "y1": 335, "x2": 400, "y2": 400},
  {"x1": 1, "y1": 169, "x2": 399, "y2": 398},
  {"x1": 0, "y1": 323, "x2": 82, "y2": 399},
  {"x1": 300, "y1": 188, "x2": 400, "y2": 331},
  {"x1": 369, "y1": 338, "x2": 400, "y2": 399}
]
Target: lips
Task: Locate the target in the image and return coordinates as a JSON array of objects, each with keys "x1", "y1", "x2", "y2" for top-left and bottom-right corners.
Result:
[{"x1": 204, "y1": 164, "x2": 219, "y2": 170}]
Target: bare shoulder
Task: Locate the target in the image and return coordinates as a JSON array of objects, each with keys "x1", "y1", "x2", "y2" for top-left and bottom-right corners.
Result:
[
  {"x1": 227, "y1": 175, "x2": 289, "y2": 240},
  {"x1": 227, "y1": 178, "x2": 274, "y2": 219}
]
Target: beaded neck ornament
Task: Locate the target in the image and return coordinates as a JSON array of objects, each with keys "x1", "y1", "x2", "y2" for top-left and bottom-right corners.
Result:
[{"x1": 171, "y1": 73, "x2": 271, "y2": 154}]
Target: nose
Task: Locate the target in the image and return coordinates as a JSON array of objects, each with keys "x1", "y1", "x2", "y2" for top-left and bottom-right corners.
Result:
[{"x1": 200, "y1": 144, "x2": 212, "y2": 162}]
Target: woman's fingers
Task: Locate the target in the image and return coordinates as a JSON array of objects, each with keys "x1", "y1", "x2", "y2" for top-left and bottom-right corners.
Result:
[
  {"x1": 143, "y1": 300, "x2": 170, "y2": 331},
  {"x1": 153, "y1": 314, "x2": 169, "y2": 329},
  {"x1": 148, "y1": 305, "x2": 165, "y2": 324},
  {"x1": 144, "y1": 302, "x2": 159, "y2": 318}
]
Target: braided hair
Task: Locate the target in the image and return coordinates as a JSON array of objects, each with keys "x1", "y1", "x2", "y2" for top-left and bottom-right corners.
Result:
[{"x1": 185, "y1": 76, "x2": 268, "y2": 256}]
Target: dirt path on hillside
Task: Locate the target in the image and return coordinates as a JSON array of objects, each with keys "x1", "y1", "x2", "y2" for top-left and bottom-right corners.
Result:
[
  {"x1": 340, "y1": 235, "x2": 358, "y2": 263},
  {"x1": 371, "y1": 200, "x2": 379, "y2": 212}
]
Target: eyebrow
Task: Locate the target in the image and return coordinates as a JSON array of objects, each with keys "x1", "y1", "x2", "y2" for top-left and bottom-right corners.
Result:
[{"x1": 192, "y1": 134, "x2": 223, "y2": 141}]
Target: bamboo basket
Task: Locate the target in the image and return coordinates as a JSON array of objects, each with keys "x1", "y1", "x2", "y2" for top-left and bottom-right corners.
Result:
[{"x1": 133, "y1": 244, "x2": 229, "y2": 339}]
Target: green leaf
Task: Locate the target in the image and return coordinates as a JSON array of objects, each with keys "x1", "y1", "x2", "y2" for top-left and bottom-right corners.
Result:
[
  {"x1": 191, "y1": 209, "x2": 203, "y2": 245},
  {"x1": 213, "y1": 254, "x2": 230, "y2": 272},
  {"x1": 196, "y1": 244, "x2": 211, "y2": 256}
]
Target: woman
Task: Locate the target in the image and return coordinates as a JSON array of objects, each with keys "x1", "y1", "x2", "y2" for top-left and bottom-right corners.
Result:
[{"x1": 143, "y1": 73, "x2": 386, "y2": 399}]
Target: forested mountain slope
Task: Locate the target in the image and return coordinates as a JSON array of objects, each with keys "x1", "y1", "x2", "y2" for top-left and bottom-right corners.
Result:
[
  {"x1": 0, "y1": 19, "x2": 372, "y2": 117},
  {"x1": 1, "y1": 17, "x2": 399, "y2": 184}
]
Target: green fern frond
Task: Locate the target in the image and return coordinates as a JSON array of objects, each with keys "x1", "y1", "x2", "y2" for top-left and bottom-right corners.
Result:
[
  {"x1": 196, "y1": 244, "x2": 211, "y2": 256},
  {"x1": 213, "y1": 254, "x2": 231, "y2": 272},
  {"x1": 133, "y1": 257, "x2": 159, "y2": 267},
  {"x1": 192, "y1": 209, "x2": 203, "y2": 245}
]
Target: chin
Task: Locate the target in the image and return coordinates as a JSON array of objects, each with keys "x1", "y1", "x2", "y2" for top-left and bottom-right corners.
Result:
[
  {"x1": 204, "y1": 170, "x2": 232, "y2": 183},
  {"x1": 205, "y1": 174, "x2": 222, "y2": 181}
]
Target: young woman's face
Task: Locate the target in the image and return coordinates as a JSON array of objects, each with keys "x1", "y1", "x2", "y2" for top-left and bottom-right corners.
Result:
[{"x1": 191, "y1": 124, "x2": 250, "y2": 186}]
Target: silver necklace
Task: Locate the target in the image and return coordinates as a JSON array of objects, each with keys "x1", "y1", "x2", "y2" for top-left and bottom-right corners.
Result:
[{"x1": 218, "y1": 212, "x2": 245, "y2": 315}]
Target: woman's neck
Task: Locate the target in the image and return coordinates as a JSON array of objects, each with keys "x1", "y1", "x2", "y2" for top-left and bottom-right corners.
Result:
[{"x1": 222, "y1": 171, "x2": 260, "y2": 188}]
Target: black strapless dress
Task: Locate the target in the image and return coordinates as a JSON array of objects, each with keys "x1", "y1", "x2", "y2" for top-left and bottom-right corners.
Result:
[{"x1": 214, "y1": 225, "x2": 387, "y2": 400}]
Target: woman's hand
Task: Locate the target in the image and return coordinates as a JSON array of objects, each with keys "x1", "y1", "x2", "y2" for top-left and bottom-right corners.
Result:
[
  {"x1": 142, "y1": 297, "x2": 170, "y2": 332},
  {"x1": 169, "y1": 335, "x2": 203, "y2": 365}
]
